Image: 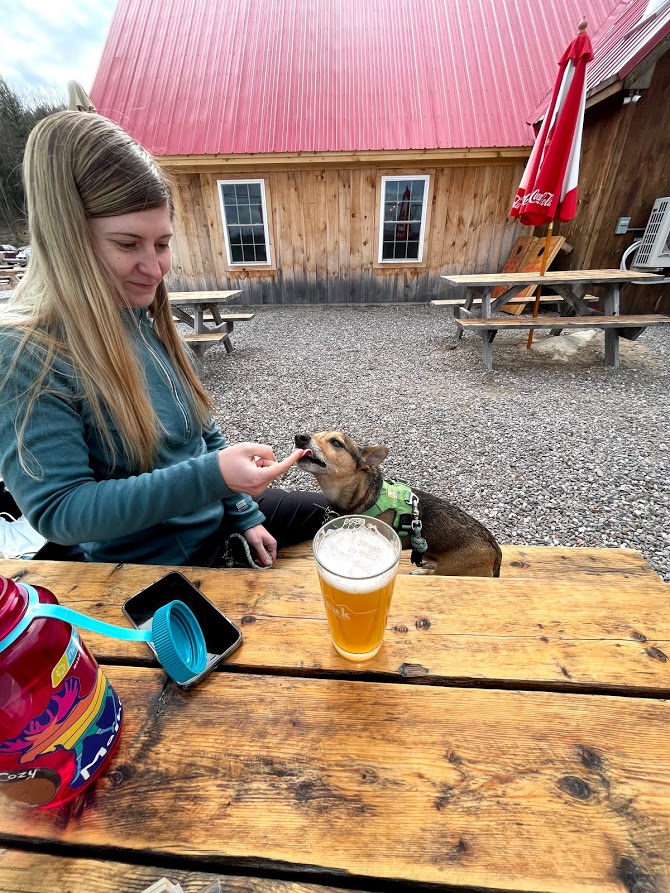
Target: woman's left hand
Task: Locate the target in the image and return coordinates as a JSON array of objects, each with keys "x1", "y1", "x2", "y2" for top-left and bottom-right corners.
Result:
[{"x1": 243, "y1": 523, "x2": 277, "y2": 567}]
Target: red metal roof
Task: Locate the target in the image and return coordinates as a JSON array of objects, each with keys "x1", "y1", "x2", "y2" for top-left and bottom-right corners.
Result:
[
  {"x1": 587, "y1": 0, "x2": 670, "y2": 91},
  {"x1": 530, "y1": 0, "x2": 670, "y2": 122},
  {"x1": 91, "y1": 0, "x2": 618, "y2": 156}
]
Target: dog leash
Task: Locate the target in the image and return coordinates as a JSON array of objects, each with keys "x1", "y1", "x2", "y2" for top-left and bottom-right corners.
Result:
[{"x1": 408, "y1": 492, "x2": 429, "y2": 567}]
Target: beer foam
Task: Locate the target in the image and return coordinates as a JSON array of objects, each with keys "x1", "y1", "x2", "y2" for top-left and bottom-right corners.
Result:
[{"x1": 315, "y1": 523, "x2": 399, "y2": 594}]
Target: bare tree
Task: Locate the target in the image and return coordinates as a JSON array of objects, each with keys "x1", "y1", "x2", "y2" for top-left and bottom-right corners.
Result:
[{"x1": 0, "y1": 78, "x2": 65, "y2": 242}]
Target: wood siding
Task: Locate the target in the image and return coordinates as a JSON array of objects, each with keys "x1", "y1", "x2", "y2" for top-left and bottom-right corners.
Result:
[
  {"x1": 167, "y1": 161, "x2": 526, "y2": 303},
  {"x1": 551, "y1": 50, "x2": 670, "y2": 314}
]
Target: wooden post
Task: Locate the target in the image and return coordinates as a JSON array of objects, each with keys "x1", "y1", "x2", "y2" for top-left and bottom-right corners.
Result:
[{"x1": 526, "y1": 221, "x2": 554, "y2": 349}]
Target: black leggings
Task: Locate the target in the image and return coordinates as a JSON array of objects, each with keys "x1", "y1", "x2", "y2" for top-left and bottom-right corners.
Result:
[{"x1": 188, "y1": 488, "x2": 328, "y2": 567}]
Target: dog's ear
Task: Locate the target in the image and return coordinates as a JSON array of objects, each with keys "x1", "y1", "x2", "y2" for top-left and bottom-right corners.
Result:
[{"x1": 361, "y1": 444, "x2": 389, "y2": 467}]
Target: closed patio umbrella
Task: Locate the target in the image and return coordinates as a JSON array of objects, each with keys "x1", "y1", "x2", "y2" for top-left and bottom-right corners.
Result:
[
  {"x1": 510, "y1": 20, "x2": 593, "y2": 347},
  {"x1": 67, "y1": 81, "x2": 96, "y2": 112}
]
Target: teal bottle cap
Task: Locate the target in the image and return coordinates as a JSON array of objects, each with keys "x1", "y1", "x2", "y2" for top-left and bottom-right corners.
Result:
[{"x1": 151, "y1": 601, "x2": 207, "y2": 684}]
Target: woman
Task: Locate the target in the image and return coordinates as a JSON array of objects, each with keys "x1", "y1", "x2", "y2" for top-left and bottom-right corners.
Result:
[{"x1": 0, "y1": 111, "x2": 326, "y2": 566}]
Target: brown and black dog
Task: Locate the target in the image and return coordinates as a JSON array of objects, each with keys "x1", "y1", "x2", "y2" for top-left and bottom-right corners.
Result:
[{"x1": 295, "y1": 430, "x2": 501, "y2": 577}]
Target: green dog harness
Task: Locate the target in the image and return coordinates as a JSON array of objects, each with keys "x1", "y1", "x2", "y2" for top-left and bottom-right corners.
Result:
[
  {"x1": 362, "y1": 480, "x2": 429, "y2": 565},
  {"x1": 362, "y1": 480, "x2": 414, "y2": 535}
]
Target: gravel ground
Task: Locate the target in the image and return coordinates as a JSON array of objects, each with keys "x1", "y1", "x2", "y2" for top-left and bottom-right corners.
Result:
[
  {"x1": 199, "y1": 302, "x2": 670, "y2": 582},
  {"x1": 3, "y1": 290, "x2": 669, "y2": 581}
]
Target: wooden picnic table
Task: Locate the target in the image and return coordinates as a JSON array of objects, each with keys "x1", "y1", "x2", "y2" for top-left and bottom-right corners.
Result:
[
  {"x1": 440, "y1": 269, "x2": 666, "y2": 371},
  {"x1": 0, "y1": 554, "x2": 669, "y2": 893},
  {"x1": 168, "y1": 290, "x2": 252, "y2": 355}
]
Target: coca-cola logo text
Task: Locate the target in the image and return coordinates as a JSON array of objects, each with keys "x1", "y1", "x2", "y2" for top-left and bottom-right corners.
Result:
[{"x1": 522, "y1": 189, "x2": 554, "y2": 208}]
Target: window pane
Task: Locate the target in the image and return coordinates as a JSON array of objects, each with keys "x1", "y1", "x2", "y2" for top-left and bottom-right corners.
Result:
[
  {"x1": 250, "y1": 203, "x2": 263, "y2": 224},
  {"x1": 240, "y1": 227, "x2": 254, "y2": 245},
  {"x1": 242, "y1": 244, "x2": 256, "y2": 262},
  {"x1": 384, "y1": 202, "x2": 397, "y2": 222},
  {"x1": 226, "y1": 205, "x2": 239, "y2": 225},
  {"x1": 235, "y1": 183, "x2": 250, "y2": 204},
  {"x1": 248, "y1": 183, "x2": 262, "y2": 203},
  {"x1": 406, "y1": 241, "x2": 420, "y2": 259},
  {"x1": 382, "y1": 241, "x2": 394, "y2": 259},
  {"x1": 255, "y1": 244, "x2": 267, "y2": 262},
  {"x1": 231, "y1": 244, "x2": 244, "y2": 262},
  {"x1": 410, "y1": 181, "x2": 424, "y2": 202},
  {"x1": 222, "y1": 185, "x2": 236, "y2": 203},
  {"x1": 253, "y1": 226, "x2": 266, "y2": 244},
  {"x1": 237, "y1": 204, "x2": 251, "y2": 225},
  {"x1": 394, "y1": 241, "x2": 408, "y2": 259},
  {"x1": 228, "y1": 227, "x2": 241, "y2": 246},
  {"x1": 410, "y1": 202, "x2": 422, "y2": 220},
  {"x1": 395, "y1": 222, "x2": 409, "y2": 243},
  {"x1": 408, "y1": 223, "x2": 421, "y2": 240},
  {"x1": 384, "y1": 180, "x2": 398, "y2": 202}
]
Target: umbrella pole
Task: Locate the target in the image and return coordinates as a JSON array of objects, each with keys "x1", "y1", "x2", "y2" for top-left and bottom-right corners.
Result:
[{"x1": 526, "y1": 221, "x2": 554, "y2": 349}]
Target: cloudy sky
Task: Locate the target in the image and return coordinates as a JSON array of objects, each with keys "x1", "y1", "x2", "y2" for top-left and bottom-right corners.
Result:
[{"x1": 0, "y1": 0, "x2": 117, "y2": 99}]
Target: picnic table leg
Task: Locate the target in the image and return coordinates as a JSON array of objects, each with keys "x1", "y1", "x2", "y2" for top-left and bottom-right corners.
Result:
[
  {"x1": 481, "y1": 286, "x2": 492, "y2": 318},
  {"x1": 455, "y1": 288, "x2": 478, "y2": 340},
  {"x1": 221, "y1": 322, "x2": 234, "y2": 353},
  {"x1": 603, "y1": 285, "x2": 621, "y2": 368},
  {"x1": 549, "y1": 285, "x2": 601, "y2": 337},
  {"x1": 481, "y1": 330, "x2": 495, "y2": 372}
]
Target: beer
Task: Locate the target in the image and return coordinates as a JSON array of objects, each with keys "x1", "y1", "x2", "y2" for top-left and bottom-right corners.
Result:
[{"x1": 313, "y1": 516, "x2": 401, "y2": 661}]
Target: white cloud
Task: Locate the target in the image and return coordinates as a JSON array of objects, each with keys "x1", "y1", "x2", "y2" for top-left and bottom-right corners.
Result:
[{"x1": 0, "y1": 0, "x2": 116, "y2": 95}]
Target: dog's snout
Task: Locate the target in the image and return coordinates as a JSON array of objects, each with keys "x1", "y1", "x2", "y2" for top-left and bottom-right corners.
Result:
[{"x1": 295, "y1": 433, "x2": 311, "y2": 449}]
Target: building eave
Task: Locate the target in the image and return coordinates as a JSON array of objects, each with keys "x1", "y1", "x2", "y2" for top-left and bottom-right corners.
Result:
[{"x1": 158, "y1": 147, "x2": 530, "y2": 172}]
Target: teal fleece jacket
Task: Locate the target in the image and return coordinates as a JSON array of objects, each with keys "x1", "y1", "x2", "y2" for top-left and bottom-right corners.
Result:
[{"x1": 0, "y1": 309, "x2": 264, "y2": 564}]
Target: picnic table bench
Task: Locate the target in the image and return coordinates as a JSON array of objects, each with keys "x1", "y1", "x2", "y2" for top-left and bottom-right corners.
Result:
[
  {"x1": 168, "y1": 291, "x2": 252, "y2": 356},
  {"x1": 0, "y1": 267, "x2": 25, "y2": 288},
  {"x1": 438, "y1": 269, "x2": 666, "y2": 371},
  {"x1": 0, "y1": 546, "x2": 668, "y2": 893}
]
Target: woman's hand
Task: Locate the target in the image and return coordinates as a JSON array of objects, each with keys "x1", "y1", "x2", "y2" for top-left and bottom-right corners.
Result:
[
  {"x1": 217, "y1": 443, "x2": 307, "y2": 499},
  {"x1": 243, "y1": 524, "x2": 277, "y2": 567}
]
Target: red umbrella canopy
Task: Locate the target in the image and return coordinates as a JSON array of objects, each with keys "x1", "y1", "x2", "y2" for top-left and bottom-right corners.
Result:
[{"x1": 511, "y1": 21, "x2": 594, "y2": 227}]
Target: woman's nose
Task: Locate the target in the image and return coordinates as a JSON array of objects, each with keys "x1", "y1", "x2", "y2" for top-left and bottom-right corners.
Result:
[{"x1": 138, "y1": 251, "x2": 163, "y2": 278}]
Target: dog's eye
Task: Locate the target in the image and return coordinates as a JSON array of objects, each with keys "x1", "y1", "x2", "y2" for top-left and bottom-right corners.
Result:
[{"x1": 329, "y1": 438, "x2": 343, "y2": 448}]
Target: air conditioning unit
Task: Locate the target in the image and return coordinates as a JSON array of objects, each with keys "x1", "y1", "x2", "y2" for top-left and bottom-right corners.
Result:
[{"x1": 634, "y1": 196, "x2": 670, "y2": 268}]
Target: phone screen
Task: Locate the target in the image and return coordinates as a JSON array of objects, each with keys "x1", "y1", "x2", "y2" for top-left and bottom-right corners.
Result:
[{"x1": 123, "y1": 571, "x2": 242, "y2": 686}]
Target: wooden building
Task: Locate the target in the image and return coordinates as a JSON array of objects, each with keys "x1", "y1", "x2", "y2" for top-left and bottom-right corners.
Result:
[
  {"x1": 532, "y1": 0, "x2": 670, "y2": 313},
  {"x1": 161, "y1": 153, "x2": 527, "y2": 304},
  {"x1": 92, "y1": 0, "x2": 622, "y2": 304}
]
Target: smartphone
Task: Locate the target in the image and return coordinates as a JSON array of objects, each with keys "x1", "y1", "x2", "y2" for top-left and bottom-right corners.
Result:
[{"x1": 123, "y1": 571, "x2": 243, "y2": 687}]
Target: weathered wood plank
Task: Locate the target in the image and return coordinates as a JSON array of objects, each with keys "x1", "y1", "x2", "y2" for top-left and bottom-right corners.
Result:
[
  {"x1": 168, "y1": 292, "x2": 242, "y2": 304},
  {"x1": 275, "y1": 542, "x2": 660, "y2": 580},
  {"x1": 0, "y1": 850, "x2": 350, "y2": 893},
  {"x1": 443, "y1": 270, "x2": 663, "y2": 286},
  {"x1": 198, "y1": 173, "x2": 229, "y2": 286},
  {"x1": 183, "y1": 333, "x2": 229, "y2": 344},
  {"x1": 2, "y1": 560, "x2": 668, "y2": 692},
  {"x1": 457, "y1": 314, "x2": 670, "y2": 329},
  {"x1": 1, "y1": 668, "x2": 668, "y2": 892},
  {"x1": 431, "y1": 295, "x2": 598, "y2": 307}
]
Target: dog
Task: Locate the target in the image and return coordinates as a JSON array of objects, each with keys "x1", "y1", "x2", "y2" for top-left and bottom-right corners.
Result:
[{"x1": 295, "y1": 430, "x2": 502, "y2": 577}]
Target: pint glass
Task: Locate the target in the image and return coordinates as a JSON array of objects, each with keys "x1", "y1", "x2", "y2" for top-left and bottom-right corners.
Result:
[{"x1": 312, "y1": 516, "x2": 401, "y2": 661}]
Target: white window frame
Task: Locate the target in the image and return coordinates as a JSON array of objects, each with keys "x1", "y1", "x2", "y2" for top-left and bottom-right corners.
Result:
[
  {"x1": 217, "y1": 178, "x2": 272, "y2": 267},
  {"x1": 377, "y1": 174, "x2": 430, "y2": 264}
]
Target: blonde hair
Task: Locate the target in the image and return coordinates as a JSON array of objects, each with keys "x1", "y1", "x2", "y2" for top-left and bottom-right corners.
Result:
[{"x1": 1, "y1": 110, "x2": 212, "y2": 473}]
